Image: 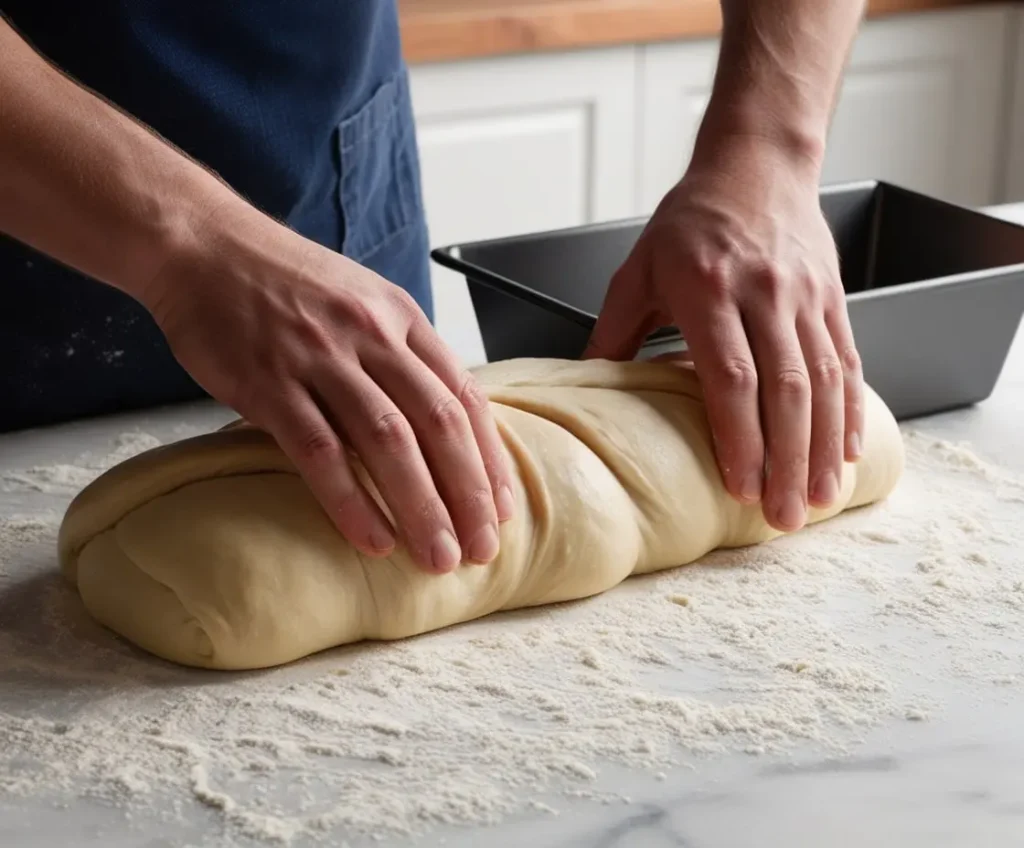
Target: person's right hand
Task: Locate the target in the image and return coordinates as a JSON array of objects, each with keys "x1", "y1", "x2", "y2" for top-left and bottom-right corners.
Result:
[
  {"x1": 141, "y1": 201, "x2": 515, "y2": 574},
  {"x1": 585, "y1": 135, "x2": 862, "y2": 535}
]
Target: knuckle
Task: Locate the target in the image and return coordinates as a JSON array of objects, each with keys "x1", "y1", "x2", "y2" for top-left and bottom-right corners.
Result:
[
  {"x1": 796, "y1": 261, "x2": 822, "y2": 292},
  {"x1": 799, "y1": 276, "x2": 823, "y2": 306},
  {"x1": 812, "y1": 421, "x2": 846, "y2": 457},
  {"x1": 711, "y1": 358, "x2": 758, "y2": 394},
  {"x1": 368, "y1": 411, "x2": 415, "y2": 454},
  {"x1": 753, "y1": 263, "x2": 787, "y2": 299},
  {"x1": 345, "y1": 298, "x2": 398, "y2": 346},
  {"x1": 289, "y1": 314, "x2": 331, "y2": 350},
  {"x1": 416, "y1": 494, "x2": 451, "y2": 528},
  {"x1": 772, "y1": 367, "x2": 811, "y2": 401},
  {"x1": 766, "y1": 445, "x2": 809, "y2": 478},
  {"x1": 388, "y1": 285, "x2": 421, "y2": 318},
  {"x1": 837, "y1": 343, "x2": 862, "y2": 377},
  {"x1": 457, "y1": 374, "x2": 489, "y2": 416},
  {"x1": 810, "y1": 356, "x2": 844, "y2": 392},
  {"x1": 773, "y1": 453, "x2": 810, "y2": 482},
  {"x1": 454, "y1": 485, "x2": 495, "y2": 519},
  {"x1": 428, "y1": 394, "x2": 469, "y2": 440},
  {"x1": 823, "y1": 433, "x2": 846, "y2": 463},
  {"x1": 295, "y1": 426, "x2": 339, "y2": 462},
  {"x1": 485, "y1": 449, "x2": 512, "y2": 484},
  {"x1": 823, "y1": 279, "x2": 846, "y2": 310},
  {"x1": 698, "y1": 260, "x2": 732, "y2": 297}
]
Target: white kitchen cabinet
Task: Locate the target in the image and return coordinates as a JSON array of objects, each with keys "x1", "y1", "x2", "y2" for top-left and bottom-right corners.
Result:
[
  {"x1": 639, "y1": 5, "x2": 1014, "y2": 212},
  {"x1": 409, "y1": 48, "x2": 636, "y2": 365},
  {"x1": 1004, "y1": 6, "x2": 1024, "y2": 202}
]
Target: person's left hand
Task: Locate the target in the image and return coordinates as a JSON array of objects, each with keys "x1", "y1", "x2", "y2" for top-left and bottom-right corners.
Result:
[{"x1": 584, "y1": 134, "x2": 864, "y2": 533}]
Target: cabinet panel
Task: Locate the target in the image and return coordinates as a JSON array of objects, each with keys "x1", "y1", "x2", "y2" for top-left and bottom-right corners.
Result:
[
  {"x1": 1004, "y1": 7, "x2": 1024, "y2": 202},
  {"x1": 823, "y1": 6, "x2": 1011, "y2": 206},
  {"x1": 410, "y1": 49, "x2": 636, "y2": 365},
  {"x1": 640, "y1": 6, "x2": 1013, "y2": 214},
  {"x1": 821, "y1": 63, "x2": 955, "y2": 194},
  {"x1": 637, "y1": 41, "x2": 717, "y2": 214},
  {"x1": 417, "y1": 107, "x2": 593, "y2": 244}
]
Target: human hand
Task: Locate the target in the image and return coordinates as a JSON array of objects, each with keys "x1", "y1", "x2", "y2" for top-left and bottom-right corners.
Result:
[
  {"x1": 585, "y1": 135, "x2": 863, "y2": 533},
  {"x1": 142, "y1": 202, "x2": 515, "y2": 573}
]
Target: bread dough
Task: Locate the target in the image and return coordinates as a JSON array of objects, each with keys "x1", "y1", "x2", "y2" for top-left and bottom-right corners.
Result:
[{"x1": 58, "y1": 358, "x2": 904, "y2": 670}]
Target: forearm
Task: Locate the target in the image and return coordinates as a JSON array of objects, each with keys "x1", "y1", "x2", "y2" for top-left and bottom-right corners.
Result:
[
  {"x1": 694, "y1": 0, "x2": 866, "y2": 170},
  {"x1": 0, "y1": 19, "x2": 240, "y2": 304}
]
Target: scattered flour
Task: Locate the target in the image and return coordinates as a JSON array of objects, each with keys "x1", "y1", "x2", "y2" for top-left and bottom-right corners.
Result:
[
  {"x1": 0, "y1": 431, "x2": 162, "y2": 494},
  {"x1": 0, "y1": 426, "x2": 1022, "y2": 846},
  {"x1": 0, "y1": 513, "x2": 59, "y2": 565}
]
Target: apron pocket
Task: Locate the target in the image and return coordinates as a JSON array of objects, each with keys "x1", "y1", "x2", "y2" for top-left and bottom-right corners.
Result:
[{"x1": 337, "y1": 69, "x2": 423, "y2": 264}]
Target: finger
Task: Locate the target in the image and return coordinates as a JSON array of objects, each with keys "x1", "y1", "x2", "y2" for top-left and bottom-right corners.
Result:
[
  {"x1": 797, "y1": 313, "x2": 845, "y2": 509},
  {"x1": 744, "y1": 306, "x2": 812, "y2": 532},
  {"x1": 648, "y1": 349, "x2": 693, "y2": 364},
  {"x1": 364, "y1": 346, "x2": 501, "y2": 567},
  {"x1": 583, "y1": 260, "x2": 660, "y2": 362},
  {"x1": 316, "y1": 365, "x2": 464, "y2": 574},
  {"x1": 824, "y1": 302, "x2": 865, "y2": 462},
  {"x1": 407, "y1": 321, "x2": 516, "y2": 526},
  {"x1": 262, "y1": 393, "x2": 396, "y2": 558},
  {"x1": 672, "y1": 300, "x2": 765, "y2": 506}
]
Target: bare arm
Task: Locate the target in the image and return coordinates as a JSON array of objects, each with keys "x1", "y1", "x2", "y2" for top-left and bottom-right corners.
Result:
[
  {"x1": 589, "y1": 1, "x2": 866, "y2": 534},
  {"x1": 0, "y1": 18, "x2": 514, "y2": 572},
  {"x1": 0, "y1": 19, "x2": 228, "y2": 300},
  {"x1": 694, "y1": 0, "x2": 867, "y2": 169}
]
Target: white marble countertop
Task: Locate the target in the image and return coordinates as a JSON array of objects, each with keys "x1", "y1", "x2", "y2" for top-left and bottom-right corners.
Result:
[{"x1": 2, "y1": 203, "x2": 1024, "y2": 848}]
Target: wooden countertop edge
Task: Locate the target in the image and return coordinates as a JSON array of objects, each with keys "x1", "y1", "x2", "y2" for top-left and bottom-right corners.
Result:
[{"x1": 399, "y1": 0, "x2": 996, "y2": 65}]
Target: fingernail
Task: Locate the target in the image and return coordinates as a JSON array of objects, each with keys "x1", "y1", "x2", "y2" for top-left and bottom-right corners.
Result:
[
  {"x1": 812, "y1": 471, "x2": 839, "y2": 506},
  {"x1": 431, "y1": 529, "x2": 462, "y2": 572},
  {"x1": 776, "y1": 492, "x2": 806, "y2": 531},
  {"x1": 740, "y1": 472, "x2": 763, "y2": 503},
  {"x1": 496, "y1": 485, "x2": 515, "y2": 522},
  {"x1": 369, "y1": 529, "x2": 395, "y2": 553},
  {"x1": 468, "y1": 524, "x2": 500, "y2": 564},
  {"x1": 849, "y1": 432, "x2": 862, "y2": 459}
]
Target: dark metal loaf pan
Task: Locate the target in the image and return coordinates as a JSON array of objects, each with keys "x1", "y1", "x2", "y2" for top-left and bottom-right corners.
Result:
[{"x1": 431, "y1": 181, "x2": 1024, "y2": 421}]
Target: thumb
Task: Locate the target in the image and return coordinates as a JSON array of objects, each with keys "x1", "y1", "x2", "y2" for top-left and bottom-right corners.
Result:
[{"x1": 583, "y1": 262, "x2": 658, "y2": 362}]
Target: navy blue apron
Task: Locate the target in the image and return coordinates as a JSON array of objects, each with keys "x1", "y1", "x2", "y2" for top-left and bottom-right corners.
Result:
[{"x1": 0, "y1": 1, "x2": 432, "y2": 432}]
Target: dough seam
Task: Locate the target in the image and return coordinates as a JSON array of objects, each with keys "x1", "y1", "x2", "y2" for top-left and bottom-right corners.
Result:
[
  {"x1": 493, "y1": 387, "x2": 698, "y2": 513},
  {"x1": 62, "y1": 468, "x2": 302, "y2": 581},
  {"x1": 79, "y1": 530, "x2": 216, "y2": 661},
  {"x1": 354, "y1": 551, "x2": 380, "y2": 639}
]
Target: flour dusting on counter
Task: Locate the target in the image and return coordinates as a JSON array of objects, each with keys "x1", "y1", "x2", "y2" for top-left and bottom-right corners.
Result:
[
  {"x1": 1, "y1": 427, "x2": 1023, "y2": 846},
  {"x1": 0, "y1": 431, "x2": 162, "y2": 494}
]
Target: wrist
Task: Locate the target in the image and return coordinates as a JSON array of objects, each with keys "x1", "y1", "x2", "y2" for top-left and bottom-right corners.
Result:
[
  {"x1": 137, "y1": 183, "x2": 254, "y2": 323},
  {"x1": 691, "y1": 105, "x2": 827, "y2": 177}
]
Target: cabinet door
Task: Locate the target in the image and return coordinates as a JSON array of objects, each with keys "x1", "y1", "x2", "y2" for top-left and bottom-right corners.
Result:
[
  {"x1": 409, "y1": 48, "x2": 637, "y2": 365},
  {"x1": 639, "y1": 5, "x2": 1014, "y2": 214},
  {"x1": 1004, "y1": 7, "x2": 1024, "y2": 202},
  {"x1": 822, "y1": 5, "x2": 1011, "y2": 207}
]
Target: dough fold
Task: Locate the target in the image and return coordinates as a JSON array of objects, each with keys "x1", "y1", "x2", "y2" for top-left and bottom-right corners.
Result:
[{"x1": 58, "y1": 358, "x2": 904, "y2": 670}]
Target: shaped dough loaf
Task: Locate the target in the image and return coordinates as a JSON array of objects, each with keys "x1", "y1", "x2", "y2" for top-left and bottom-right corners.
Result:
[{"x1": 58, "y1": 358, "x2": 904, "y2": 670}]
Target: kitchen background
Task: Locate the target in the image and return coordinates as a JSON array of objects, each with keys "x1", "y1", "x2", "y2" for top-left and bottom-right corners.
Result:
[{"x1": 396, "y1": 1, "x2": 1024, "y2": 364}]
